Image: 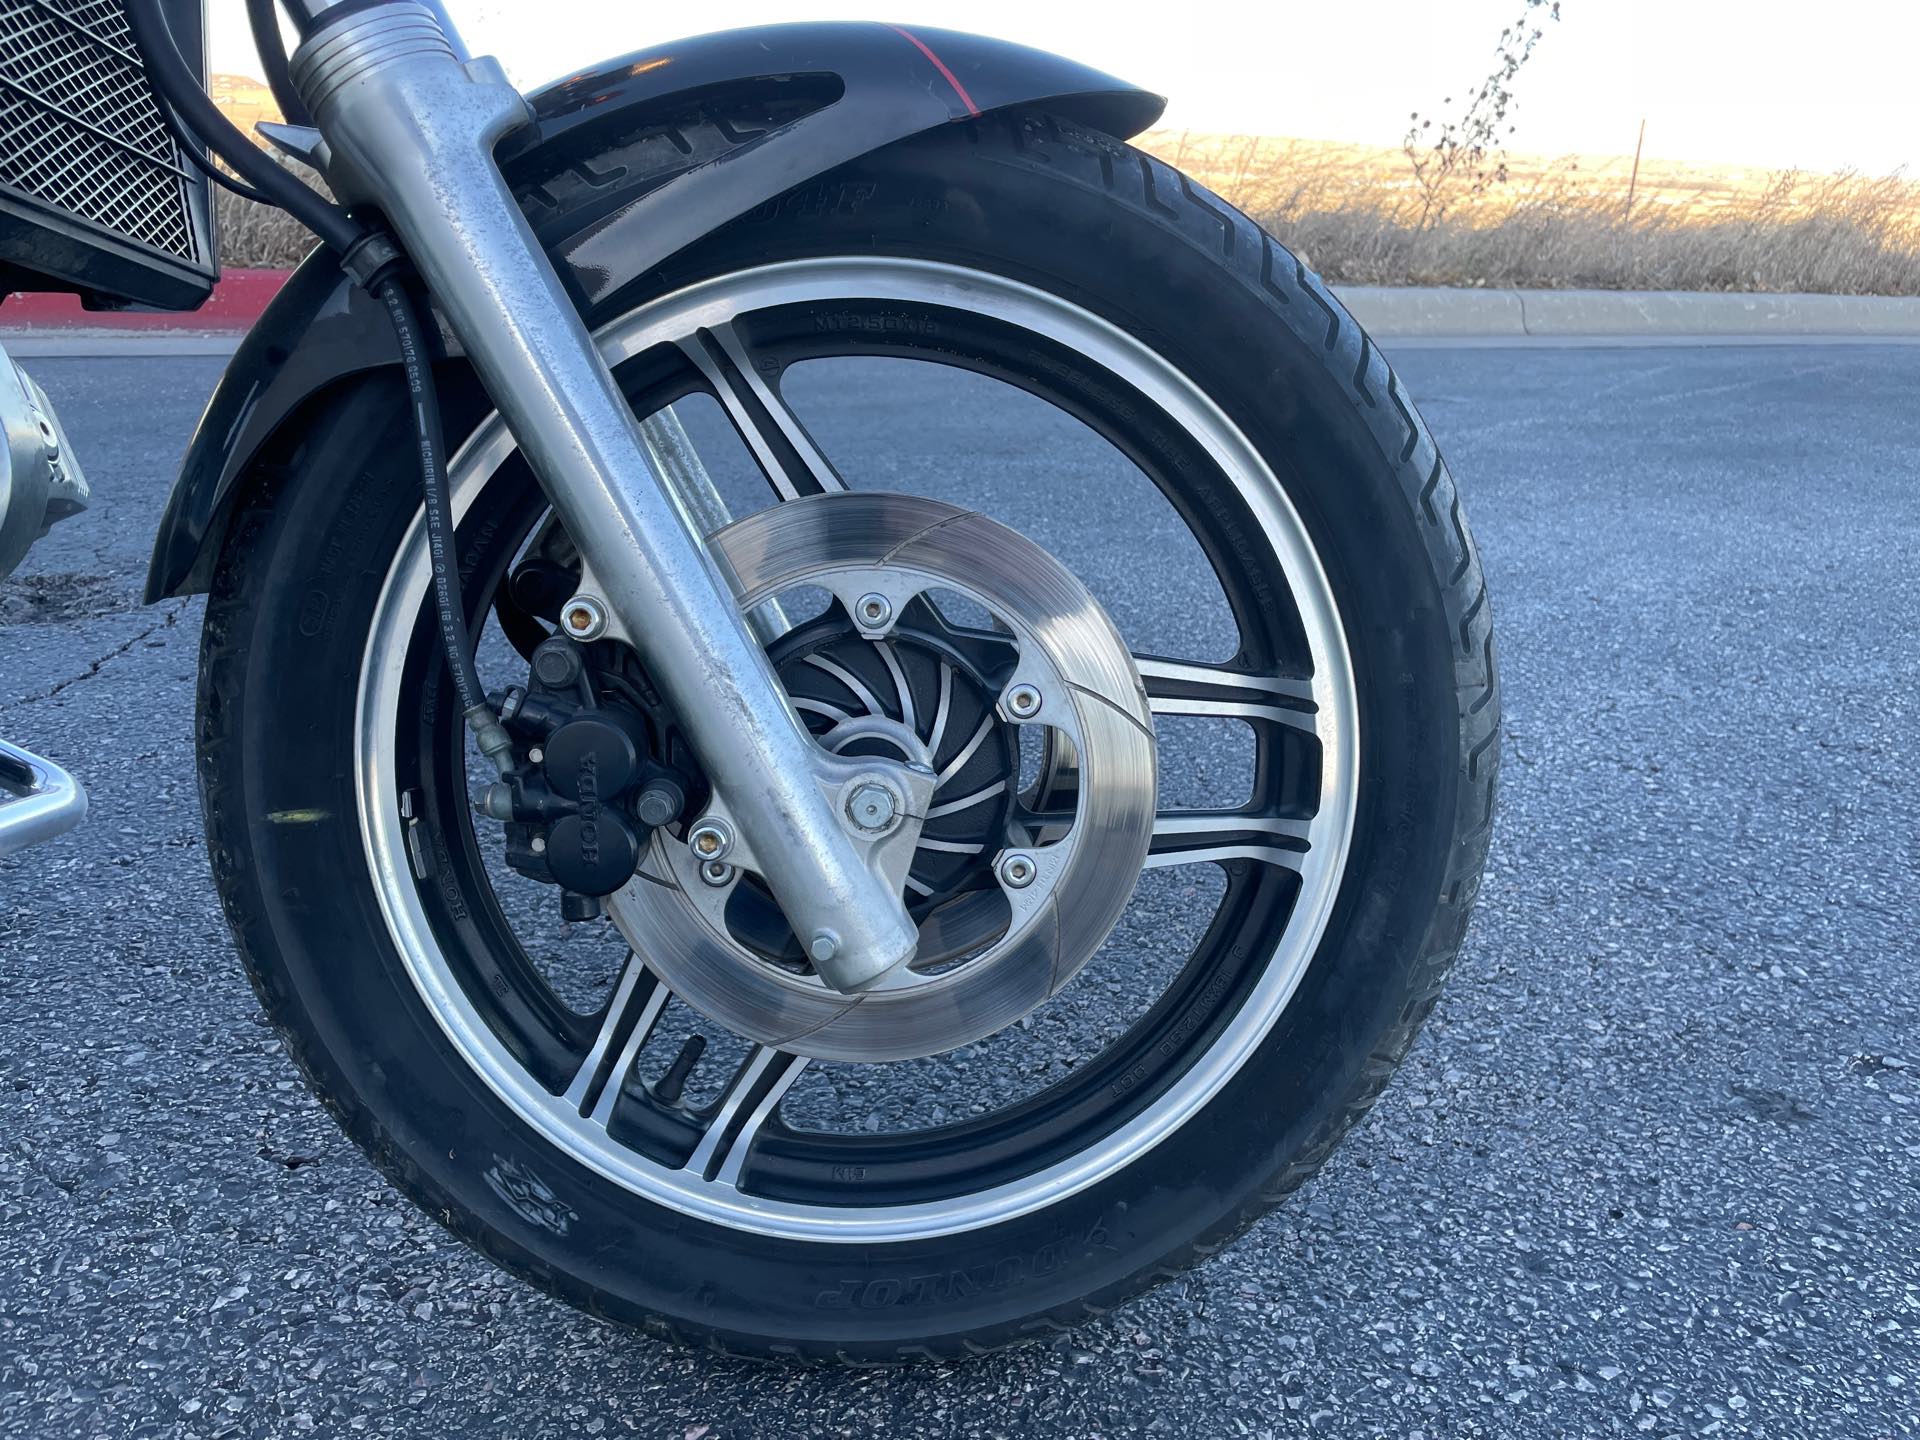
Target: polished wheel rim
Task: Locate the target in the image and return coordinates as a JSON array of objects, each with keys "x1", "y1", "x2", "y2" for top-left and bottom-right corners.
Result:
[{"x1": 357, "y1": 257, "x2": 1359, "y2": 1241}]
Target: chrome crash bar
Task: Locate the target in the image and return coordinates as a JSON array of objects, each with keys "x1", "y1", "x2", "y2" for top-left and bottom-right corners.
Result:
[
  {"x1": 1, "y1": 341, "x2": 90, "y2": 857},
  {"x1": 0, "y1": 739, "x2": 87, "y2": 859}
]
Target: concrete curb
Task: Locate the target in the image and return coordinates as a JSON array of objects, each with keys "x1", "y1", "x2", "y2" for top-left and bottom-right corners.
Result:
[
  {"x1": 6, "y1": 275, "x2": 1920, "y2": 351},
  {"x1": 1337, "y1": 285, "x2": 1920, "y2": 339}
]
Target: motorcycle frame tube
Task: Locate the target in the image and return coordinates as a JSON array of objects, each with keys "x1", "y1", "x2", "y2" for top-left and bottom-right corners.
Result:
[{"x1": 287, "y1": 1, "x2": 922, "y2": 993}]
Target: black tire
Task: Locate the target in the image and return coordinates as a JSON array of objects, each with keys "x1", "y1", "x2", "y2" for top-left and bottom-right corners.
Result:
[{"x1": 199, "y1": 109, "x2": 1498, "y2": 1361}]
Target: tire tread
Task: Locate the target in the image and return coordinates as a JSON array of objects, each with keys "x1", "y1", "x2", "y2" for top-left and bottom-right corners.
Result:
[{"x1": 199, "y1": 107, "x2": 1499, "y2": 1366}]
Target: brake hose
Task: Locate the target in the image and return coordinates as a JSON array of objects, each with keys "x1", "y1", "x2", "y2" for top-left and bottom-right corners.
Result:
[
  {"x1": 124, "y1": 0, "x2": 359, "y2": 254},
  {"x1": 374, "y1": 277, "x2": 517, "y2": 777},
  {"x1": 160, "y1": 102, "x2": 277, "y2": 206},
  {"x1": 125, "y1": 0, "x2": 515, "y2": 777}
]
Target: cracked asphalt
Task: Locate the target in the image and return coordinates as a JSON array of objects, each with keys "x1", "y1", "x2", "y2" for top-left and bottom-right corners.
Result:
[{"x1": 2, "y1": 343, "x2": 1917, "y2": 1437}]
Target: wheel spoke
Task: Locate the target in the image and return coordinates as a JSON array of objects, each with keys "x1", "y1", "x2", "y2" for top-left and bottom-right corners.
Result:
[
  {"x1": 803, "y1": 652, "x2": 886, "y2": 717},
  {"x1": 638, "y1": 406, "x2": 735, "y2": 538},
  {"x1": 564, "y1": 954, "x2": 670, "y2": 1122},
  {"x1": 925, "y1": 661, "x2": 955, "y2": 754},
  {"x1": 925, "y1": 778, "x2": 1007, "y2": 819},
  {"x1": 916, "y1": 836, "x2": 985, "y2": 856},
  {"x1": 1135, "y1": 655, "x2": 1318, "y2": 735},
  {"x1": 638, "y1": 405, "x2": 792, "y2": 643},
  {"x1": 680, "y1": 322, "x2": 846, "y2": 501},
  {"x1": 684, "y1": 1046, "x2": 811, "y2": 1186},
  {"x1": 877, "y1": 642, "x2": 917, "y2": 733},
  {"x1": 1146, "y1": 810, "x2": 1312, "y2": 871},
  {"x1": 791, "y1": 695, "x2": 853, "y2": 724},
  {"x1": 937, "y1": 713, "x2": 998, "y2": 786}
]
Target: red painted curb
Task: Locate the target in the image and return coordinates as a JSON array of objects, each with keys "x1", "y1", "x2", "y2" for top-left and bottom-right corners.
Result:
[{"x1": 0, "y1": 268, "x2": 292, "y2": 331}]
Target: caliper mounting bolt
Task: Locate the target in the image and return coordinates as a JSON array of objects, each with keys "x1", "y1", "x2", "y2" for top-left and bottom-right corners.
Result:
[
  {"x1": 688, "y1": 818, "x2": 734, "y2": 862},
  {"x1": 634, "y1": 777, "x2": 686, "y2": 828},
  {"x1": 560, "y1": 594, "x2": 609, "y2": 642}
]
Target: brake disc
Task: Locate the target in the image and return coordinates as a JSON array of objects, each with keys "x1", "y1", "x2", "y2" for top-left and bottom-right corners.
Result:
[{"x1": 606, "y1": 492, "x2": 1156, "y2": 1061}]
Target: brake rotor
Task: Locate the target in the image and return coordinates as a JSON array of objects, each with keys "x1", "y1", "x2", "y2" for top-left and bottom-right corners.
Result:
[
  {"x1": 607, "y1": 492, "x2": 1156, "y2": 1061},
  {"x1": 716, "y1": 600, "x2": 1020, "y2": 968}
]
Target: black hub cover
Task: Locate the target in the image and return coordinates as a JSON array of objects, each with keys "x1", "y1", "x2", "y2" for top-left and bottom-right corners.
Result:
[{"x1": 724, "y1": 598, "x2": 1022, "y2": 963}]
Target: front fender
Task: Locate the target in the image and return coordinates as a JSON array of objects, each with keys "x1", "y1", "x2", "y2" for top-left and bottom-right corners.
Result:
[{"x1": 144, "y1": 22, "x2": 1162, "y2": 601}]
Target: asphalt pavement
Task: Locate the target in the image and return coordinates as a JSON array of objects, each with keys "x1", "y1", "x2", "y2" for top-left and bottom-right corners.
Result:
[{"x1": 2, "y1": 342, "x2": 1917, "y2": 1437}]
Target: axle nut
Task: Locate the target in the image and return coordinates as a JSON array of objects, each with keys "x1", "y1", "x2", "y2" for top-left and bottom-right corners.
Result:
[{"x1": 844, "y1": 781, "x2": 900, "y2": 833}]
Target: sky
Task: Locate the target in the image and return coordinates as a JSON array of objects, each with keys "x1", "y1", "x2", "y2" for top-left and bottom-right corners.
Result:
[{"x1": 209, "y1": 1, "x2": 1920, "y2": 175}]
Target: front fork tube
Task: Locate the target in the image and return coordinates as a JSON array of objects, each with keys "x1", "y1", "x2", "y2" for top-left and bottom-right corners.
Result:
[{"x1": 285, "y1": 2, "x2": 921, "y2": 993}]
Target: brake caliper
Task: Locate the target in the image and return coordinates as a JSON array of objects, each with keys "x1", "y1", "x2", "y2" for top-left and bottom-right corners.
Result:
[{"x1": 482, "y1": 635, "x2": 694, "y2": 920}]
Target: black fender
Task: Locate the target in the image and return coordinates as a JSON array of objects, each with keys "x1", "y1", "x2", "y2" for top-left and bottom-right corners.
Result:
[{"x1": 144, "y1": 22, "x2": 1162, "y2": 601}]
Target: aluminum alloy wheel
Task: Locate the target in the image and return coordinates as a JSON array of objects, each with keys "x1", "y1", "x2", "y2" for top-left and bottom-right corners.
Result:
[{"x1": 357, "y1": 257, "x2": 1359, "y2": 1241}]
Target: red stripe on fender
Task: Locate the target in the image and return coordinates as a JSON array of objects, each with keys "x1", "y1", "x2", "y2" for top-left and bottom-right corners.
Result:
[{"x1": 885, "y1": 24, "x2": 982, "y2": 118}]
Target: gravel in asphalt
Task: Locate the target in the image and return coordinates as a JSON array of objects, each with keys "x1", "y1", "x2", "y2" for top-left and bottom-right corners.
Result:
[{"x1": 1, "y1": 344, "x2": 1916, "y2": 1438}]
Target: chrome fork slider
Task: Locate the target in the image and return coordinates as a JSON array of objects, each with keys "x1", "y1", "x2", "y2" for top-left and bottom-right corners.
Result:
[{"x1": 287, "y1": 2, "x2": 921, "y2": 992}]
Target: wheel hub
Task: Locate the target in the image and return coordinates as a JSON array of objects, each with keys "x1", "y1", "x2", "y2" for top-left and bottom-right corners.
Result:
[
  {"x1": 609, "y1": 492, "x2": 1157, "y2": 1061},
  {"x1": 778, "y1": 608, "x2": 1017, "y2": 910}
]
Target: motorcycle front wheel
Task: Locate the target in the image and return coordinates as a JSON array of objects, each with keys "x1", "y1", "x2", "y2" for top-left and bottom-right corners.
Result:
[{"x1": 197, "y1": 110, "x2": 1499, "y2": 1360}]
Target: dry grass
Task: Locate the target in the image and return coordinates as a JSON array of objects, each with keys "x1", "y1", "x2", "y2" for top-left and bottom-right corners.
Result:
[
  {"x1": 208, "y1": 123, "x2": 1920, "y2": 295},
  {"x1": 1139, "y1": 131, "x2": 1920, "y2": 295},
  {"x1": 214, "y1": 184, "x2": 316, "y2": 269}
]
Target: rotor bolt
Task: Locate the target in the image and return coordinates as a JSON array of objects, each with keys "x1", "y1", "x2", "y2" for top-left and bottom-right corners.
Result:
[
  {"x1": 560, "y1": 594, "x2": 609, "y2": 642},
  {"x1": 1005, "y1": 683, "x2": 1043, "y2": 720},
  {"x1": 808, "y1": 930, "x2": 841, "y2": 964},
  {"x1": 845, "y1": 781, "x2": 900, "y2": 833},
  {"x1": 688, "y1": 818, "x2": 734, "y2": 862},
  {"x1": 699, "y1": 859, "x2": 735, "y2": 888},
  {"x1": 855, "y1": 592, "x2": 893, "y2": 629},
  {"x1": 998, "y1": 851, "x2": 1038, "y2": 889}
]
